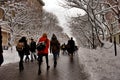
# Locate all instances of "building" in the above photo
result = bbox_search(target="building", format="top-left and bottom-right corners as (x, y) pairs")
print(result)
(1, 25), (10, 47)
(0, 7), (10, 48)
(104, 0), (120, 44)
(0, 0), (45, 47)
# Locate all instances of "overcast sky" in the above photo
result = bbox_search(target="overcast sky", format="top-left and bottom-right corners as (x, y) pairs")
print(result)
(43, 0), (85, 38)
(43, 0), (67, 26)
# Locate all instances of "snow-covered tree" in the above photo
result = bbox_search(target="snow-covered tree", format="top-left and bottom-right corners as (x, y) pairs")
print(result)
(1, 0), (68, 46)
(62, 0), (120, 48)
(101, 0), (120, 34)
(1, 1), (44, 45)
(67, 15), (94, 48)
(1, 1), (32, 45)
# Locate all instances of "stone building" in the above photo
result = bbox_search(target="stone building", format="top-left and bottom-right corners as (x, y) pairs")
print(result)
(1, 25), (10, 48)
(104, 0), (120, 44)
(0, 0), (44, 47)
(0, 7), (10, 48)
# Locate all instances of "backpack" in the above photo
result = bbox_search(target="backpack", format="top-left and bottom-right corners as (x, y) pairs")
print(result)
(61, 44), (65, 49)
(16, 42), (24, 51)
(36, 41), (46, 51)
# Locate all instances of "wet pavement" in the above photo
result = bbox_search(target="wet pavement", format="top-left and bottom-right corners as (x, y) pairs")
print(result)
(0, 53), (89, 80)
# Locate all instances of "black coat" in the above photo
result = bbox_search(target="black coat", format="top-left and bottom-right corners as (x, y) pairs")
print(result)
(66, 39), (75, 53)
(0, 27), (3, 66)
(30, 41), (36, 52)
(24, 44), (30, 55)
(18, 37), (30, 55)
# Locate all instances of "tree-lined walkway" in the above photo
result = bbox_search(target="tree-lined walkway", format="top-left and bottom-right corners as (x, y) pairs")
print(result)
(0, 53), (89, 80)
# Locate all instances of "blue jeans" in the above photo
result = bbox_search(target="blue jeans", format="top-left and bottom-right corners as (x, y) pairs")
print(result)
(53, 52), (59, 66)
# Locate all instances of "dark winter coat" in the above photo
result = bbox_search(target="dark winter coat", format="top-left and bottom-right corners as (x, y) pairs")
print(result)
(66, 39), (75, 53)
(17, 37), (26, 53)
(30, 41), (36, 52)
(17, 37), (30, 55)
(24, 44), (30, 55)
(0, 27), (3, 66)
(50, 35), (60, 53)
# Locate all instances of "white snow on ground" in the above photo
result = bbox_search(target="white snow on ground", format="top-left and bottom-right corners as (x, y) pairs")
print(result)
(2, 41), (120, 80)
(78, 41), (120, 80)
(2, 46), (52, 65)
(2, 46), (19, 65)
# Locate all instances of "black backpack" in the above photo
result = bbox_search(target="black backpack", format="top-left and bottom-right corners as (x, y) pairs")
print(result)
(36, 41), (46, 51)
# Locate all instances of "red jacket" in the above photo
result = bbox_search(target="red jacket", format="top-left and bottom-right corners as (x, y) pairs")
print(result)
(37, 36), (49, 54)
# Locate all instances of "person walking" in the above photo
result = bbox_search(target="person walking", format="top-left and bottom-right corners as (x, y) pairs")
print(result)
(66, 37), (75, 57)
(61, 43), (67, 54)
(37, 33), (50, 75)
(50, 34), (60, 68)
(24, 42), (30, 62)
(16, 37), (26, 72)
(0, 27), (3, 66)
(30, 38), (37, 62)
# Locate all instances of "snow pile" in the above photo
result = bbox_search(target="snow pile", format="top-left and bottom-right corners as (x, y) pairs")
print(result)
(3, 46), (19, 65)
(78, 41), (120, 80)
(2, 46), (52, 66)
(2, 41), (120, 80)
